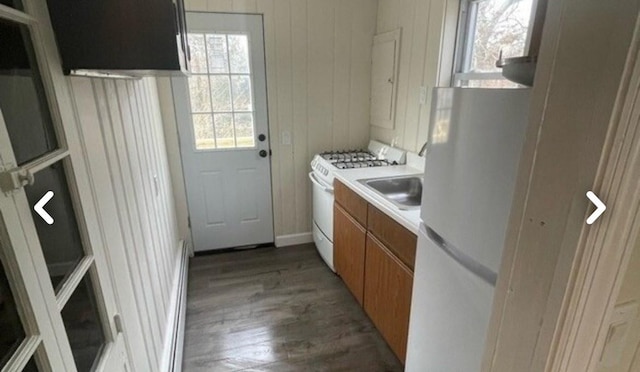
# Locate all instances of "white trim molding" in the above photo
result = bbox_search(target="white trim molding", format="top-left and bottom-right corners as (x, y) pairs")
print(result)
(160, 240), (189, 372)
(275, 232), (313, 248)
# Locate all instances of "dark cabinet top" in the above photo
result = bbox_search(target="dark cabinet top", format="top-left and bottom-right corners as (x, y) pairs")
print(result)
(46, 0), (189, 75)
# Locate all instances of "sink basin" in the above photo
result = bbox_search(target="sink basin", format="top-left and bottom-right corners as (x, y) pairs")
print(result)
(359, 176), (423, 210)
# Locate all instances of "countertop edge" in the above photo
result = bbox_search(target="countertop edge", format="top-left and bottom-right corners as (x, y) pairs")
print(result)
(333, 166), (422, 235)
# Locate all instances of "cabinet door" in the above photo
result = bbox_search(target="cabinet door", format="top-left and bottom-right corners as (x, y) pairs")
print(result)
(334, 204), (366, 305)
(364, 233), (413, 362)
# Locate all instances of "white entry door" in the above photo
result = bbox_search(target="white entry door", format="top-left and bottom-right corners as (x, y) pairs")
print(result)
(173, 13), (274, 252)
(0, 2), (126, 372)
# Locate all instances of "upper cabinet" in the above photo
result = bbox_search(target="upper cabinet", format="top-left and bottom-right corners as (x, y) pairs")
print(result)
(370, 29), (401, 129)
(46, 0), (189, 76)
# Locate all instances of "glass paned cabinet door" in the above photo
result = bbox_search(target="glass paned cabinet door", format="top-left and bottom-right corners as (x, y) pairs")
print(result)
(0, 2), (123, 371)
(0, 255), (28, 367)
(0, 0), (23, 10)
(0, 19), (58, 166)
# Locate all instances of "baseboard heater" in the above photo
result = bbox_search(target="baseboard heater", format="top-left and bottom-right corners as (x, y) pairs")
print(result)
(168, 242), (189, 372)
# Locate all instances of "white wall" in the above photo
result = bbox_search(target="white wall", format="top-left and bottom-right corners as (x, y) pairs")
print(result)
(159, 0), (378, 240)
(371, 0), (458, 152)
(68, 77), (181, 372)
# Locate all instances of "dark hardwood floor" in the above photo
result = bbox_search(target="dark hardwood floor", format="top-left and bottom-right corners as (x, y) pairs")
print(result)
(182, 243), (403, 371)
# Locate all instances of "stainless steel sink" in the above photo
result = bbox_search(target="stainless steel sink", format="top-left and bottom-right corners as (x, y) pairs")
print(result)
(358, 175), (423, 210)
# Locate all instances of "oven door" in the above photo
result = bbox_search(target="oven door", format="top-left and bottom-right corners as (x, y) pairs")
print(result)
(309, 171), (334, 240)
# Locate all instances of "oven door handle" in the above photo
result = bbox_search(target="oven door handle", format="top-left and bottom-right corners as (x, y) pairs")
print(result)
(308, 172), (334, 193)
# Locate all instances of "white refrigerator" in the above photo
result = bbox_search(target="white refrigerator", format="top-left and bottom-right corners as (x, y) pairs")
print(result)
(406, 88), (531, 371)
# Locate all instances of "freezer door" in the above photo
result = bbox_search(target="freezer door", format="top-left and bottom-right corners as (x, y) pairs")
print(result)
(421, 88), (530, 272)
(406, 226), (495, 372)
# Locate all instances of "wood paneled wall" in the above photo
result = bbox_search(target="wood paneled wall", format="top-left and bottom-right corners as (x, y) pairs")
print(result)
(371, 0), (458, 152)
(68, 77), (181, 372)
(159, 0), (378, 240)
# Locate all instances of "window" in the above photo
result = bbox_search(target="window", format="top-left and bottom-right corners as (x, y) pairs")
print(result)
(187, 33), (256, 150)
(453, 0), (535, 88)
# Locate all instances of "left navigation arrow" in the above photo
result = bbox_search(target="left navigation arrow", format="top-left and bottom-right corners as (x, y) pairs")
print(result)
(34, 191), (54, 225)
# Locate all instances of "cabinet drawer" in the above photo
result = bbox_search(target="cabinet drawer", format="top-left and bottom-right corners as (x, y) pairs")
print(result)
(334, 179), (368, 227)
(367, 205), (417, 270)
(334, 204), (366, 305)
(364, 233), (413, 362)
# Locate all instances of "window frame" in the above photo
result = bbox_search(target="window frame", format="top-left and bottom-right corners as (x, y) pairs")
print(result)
(452, 0), (538, 87)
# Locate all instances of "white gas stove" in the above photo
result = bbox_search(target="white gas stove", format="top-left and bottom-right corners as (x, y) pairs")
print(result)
(309, 140), (406, 271)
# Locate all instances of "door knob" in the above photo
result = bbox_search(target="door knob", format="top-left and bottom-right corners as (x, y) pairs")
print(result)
(258, 134), (266, 142)
(259, 150), (268, 158)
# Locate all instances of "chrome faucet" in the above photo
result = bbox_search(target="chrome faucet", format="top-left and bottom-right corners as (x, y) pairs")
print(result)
(418, 141), (428, 157)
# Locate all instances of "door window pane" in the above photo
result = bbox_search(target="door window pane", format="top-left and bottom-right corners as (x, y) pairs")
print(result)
(187, 34), (207, 74)
(228, 35), (250, 73)
(209, 75), (231, 111)
(206, 34), (229, 73)
(24, 162), (85, 293)
(234, 113), (255, 148)
(193, 114), (215, 150)
(61, 273), (105, 372)
(188, 75), (211, 113)
(214, 113), (234, 148)
(0, 19), (58, 165)
(0, 256), (26, 368)
(231, 75), (252, 111)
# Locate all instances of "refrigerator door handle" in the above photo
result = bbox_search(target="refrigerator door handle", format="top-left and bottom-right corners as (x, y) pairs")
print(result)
(425, 226), (498, 287)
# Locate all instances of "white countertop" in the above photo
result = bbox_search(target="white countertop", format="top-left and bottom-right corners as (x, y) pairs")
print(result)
(333, 164), (423, 235)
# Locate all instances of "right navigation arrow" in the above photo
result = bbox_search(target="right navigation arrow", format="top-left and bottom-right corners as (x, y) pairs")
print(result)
(586, 191), (606, 225)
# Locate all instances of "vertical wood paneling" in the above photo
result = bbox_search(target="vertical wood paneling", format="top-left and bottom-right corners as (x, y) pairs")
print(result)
(233, 0), (257, 12)
(173, 0), (377, 238)
(128, 81), (169, 331)
(307, 0), (335, 156)
(372, 0), (455, 153)
(332, 1), (353, 150)
(69, 78), (158, 372)
(68, 76), (181, 371)
(403, 0), (430, 152)
(115, 80), (168, 362)
(208, 0), (232, 12)
(349, 0), (377, 148)
(92, 79), (167, 358)
(274, 0), (296, 234)
(136, 81), (172, 303)
(290, 0), (310, 233)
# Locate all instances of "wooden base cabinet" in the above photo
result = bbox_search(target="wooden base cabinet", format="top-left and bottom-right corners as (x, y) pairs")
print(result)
(364, 233), (414, 362)
(334, 204), (366, 305)
(333, 180), (416, 364)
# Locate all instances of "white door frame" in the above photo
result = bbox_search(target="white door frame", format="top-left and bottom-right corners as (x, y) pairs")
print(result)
(172, 12), (274, 252)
